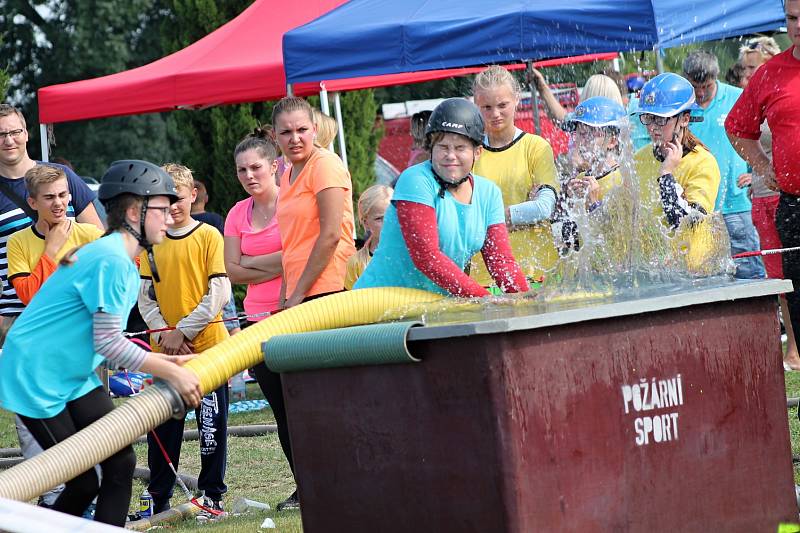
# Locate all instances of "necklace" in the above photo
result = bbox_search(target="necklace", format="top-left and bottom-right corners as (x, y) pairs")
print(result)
(251, 199), (274, 224)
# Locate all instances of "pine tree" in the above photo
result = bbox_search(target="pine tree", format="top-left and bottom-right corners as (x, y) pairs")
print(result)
(162, 0), (256, 215)
(336, 89), (382, 226)
(0, 68), (8, 101)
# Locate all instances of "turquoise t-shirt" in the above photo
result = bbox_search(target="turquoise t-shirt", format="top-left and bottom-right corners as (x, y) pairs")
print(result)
(627, 97), (653, 152)
(688, 81), (751, 215)
(354, 161), (505, 295)
(0, 232), (140, 418)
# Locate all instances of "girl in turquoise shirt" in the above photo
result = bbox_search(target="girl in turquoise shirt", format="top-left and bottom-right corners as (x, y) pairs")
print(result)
(0, 160), (202, 526)
(355, 99), (528, 297)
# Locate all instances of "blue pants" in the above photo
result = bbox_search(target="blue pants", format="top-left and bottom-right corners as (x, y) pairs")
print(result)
(147, 384), (228, 509)
(724, 211), (766, 279)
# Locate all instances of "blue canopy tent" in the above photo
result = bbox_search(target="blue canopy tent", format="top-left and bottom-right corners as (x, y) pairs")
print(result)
(283, 0), (787, 83)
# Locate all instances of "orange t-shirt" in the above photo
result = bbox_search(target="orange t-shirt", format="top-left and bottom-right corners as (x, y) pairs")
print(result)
(277, 149), (356, 298)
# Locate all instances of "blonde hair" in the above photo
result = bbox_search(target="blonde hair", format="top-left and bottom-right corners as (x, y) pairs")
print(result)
(472, 65), (521, 98)
(739, 36), (781, 62)
(161, 163), (194, 191)
(24, 165), (66, 198)
(312, 109), (338, 148)
(353, 184), (393, 275)
(581, 74), (624, 105)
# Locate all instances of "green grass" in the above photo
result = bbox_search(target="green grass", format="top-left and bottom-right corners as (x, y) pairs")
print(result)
(785, 371), (800, 485)
(1, 382), (302, 531)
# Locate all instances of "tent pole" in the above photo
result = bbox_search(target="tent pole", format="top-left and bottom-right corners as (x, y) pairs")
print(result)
(39, 124), (50, 162)
(319, 83), (334, 151)
(526, 61), (541, 136)
(654, 46), (665, 74)
(333, 91), (348, 170)
(287, 83), (294, 96)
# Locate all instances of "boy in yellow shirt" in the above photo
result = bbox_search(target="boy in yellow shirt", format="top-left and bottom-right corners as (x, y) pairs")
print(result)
(138, 164), (230, 517)
(7, 165), (103, 304)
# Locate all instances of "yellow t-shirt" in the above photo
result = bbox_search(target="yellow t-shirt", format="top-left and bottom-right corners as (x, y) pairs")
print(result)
(7, 221), (103, 278)
(140, 222), (228, 353)
(471, 132), (559, 283)
(596, 169), (623, 201)
(634, 145), (721, 274)
(570, 168), (623, 204)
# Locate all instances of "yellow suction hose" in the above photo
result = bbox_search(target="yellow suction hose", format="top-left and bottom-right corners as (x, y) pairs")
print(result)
(0, 288), (442, 502)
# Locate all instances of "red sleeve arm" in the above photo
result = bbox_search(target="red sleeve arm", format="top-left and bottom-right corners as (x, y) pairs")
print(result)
(481, 223), (529, 293)
(724, 77), (764, 140)
(10, 254), (57, 305)
(396, 200), (489, 298)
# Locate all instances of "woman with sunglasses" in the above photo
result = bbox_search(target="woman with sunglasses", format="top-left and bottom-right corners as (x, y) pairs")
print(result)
(632, 73), (721, 274)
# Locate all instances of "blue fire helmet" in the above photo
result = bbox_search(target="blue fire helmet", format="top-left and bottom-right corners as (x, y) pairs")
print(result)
(633, 73), (699, 117)
(565, 97), (627, 129)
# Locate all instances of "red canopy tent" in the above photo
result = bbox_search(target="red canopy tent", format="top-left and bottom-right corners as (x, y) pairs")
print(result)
(37, 0), (347, 124)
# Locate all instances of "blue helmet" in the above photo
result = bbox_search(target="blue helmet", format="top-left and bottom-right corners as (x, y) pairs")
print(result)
(634, 72), (698, 117)
(566, 97), (627, 129)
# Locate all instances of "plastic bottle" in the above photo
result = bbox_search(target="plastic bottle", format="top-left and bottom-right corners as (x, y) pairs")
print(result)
(230, 371), (246, 402)
(139, 488), (153, 517)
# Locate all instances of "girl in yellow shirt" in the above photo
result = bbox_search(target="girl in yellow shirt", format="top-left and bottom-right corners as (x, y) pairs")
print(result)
(631, 73), (723, 275)
(552, 97), (628, 255)
(471, 65), (559, 283)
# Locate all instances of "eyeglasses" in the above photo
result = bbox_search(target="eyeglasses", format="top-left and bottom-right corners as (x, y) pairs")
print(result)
(148, 206), (171, 218)
(0, 129), (24, 142)
(639, 114), (672, 127)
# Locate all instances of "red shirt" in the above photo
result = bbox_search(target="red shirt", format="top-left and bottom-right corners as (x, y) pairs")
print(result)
(725, 47), (800, 195)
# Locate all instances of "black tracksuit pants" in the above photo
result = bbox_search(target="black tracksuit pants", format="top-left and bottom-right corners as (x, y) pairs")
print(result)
(20, 387), (136, 526)
(147, 383), (228, 510)
(776, 192), (800, 340)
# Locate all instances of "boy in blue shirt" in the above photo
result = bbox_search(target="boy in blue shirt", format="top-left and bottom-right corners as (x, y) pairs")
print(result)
(683, 51), (765, 279)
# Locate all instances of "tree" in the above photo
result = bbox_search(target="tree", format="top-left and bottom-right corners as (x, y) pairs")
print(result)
(161, 0), (257, 214)
(336, 90), (382, 205)
(0, 0), (185, 176)
(0, 67), (8, 102)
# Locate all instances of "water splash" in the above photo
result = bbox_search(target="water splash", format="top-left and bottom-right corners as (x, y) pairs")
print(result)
(542, 122), (734, 302)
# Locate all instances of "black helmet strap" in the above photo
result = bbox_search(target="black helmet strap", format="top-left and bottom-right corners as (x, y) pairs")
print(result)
(122, 196), (162, 282)
(429, 144), (477, 198)
(431, 167), (472, 199)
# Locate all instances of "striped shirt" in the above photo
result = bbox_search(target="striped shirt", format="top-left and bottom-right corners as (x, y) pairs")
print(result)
(0, 162), (95, 316)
